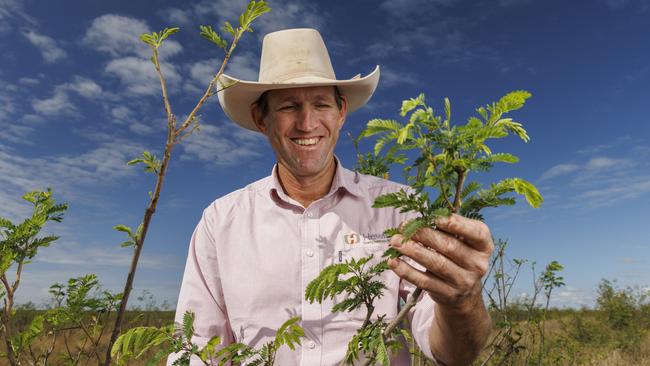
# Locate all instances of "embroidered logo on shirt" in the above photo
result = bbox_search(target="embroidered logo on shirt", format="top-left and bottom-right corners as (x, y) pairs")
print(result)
(343, 231), (389, 245)
(344, 231), (360, 245)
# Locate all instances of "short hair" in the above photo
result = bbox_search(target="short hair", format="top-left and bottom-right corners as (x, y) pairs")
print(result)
(253, 86), (344, 118)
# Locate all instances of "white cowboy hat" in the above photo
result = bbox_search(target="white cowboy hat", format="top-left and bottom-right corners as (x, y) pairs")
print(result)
(217, 28), (380, 132)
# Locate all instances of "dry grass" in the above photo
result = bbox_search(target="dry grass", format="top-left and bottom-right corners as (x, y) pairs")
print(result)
(3, 310), (650, 365)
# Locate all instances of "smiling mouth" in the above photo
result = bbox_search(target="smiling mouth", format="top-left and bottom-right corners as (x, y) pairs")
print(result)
(291, 137), (321, 146)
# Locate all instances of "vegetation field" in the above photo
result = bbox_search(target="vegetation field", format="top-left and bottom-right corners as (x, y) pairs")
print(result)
(3, 281), (650, 366)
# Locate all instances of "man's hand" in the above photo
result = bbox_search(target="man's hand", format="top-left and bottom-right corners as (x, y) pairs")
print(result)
(388, 214), (494, 365)
(388, 214), (493, 310)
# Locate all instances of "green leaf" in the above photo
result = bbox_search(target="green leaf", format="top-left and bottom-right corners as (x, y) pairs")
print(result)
(400, 93), (425, 117)
(200, 25), (228, 50)
(113, 224), (133, 236)
(199, 335), (222, 361)
(140, 27), (179, 49)
(401, 218), (427, 240)
(182, 311), (195, 341)
(222, 21), (235, 36)
(273, 316), (304, 351)
(239, 0), (271, 32)
(509, 178), (544, 208)
(359, 119), (402, 139)
(444, 97), (451, 124)
(496, 90), (531, 114)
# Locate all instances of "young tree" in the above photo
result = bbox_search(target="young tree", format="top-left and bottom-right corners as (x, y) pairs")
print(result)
(308, 91), (543, 365)
(104, 2), (270, 364)
(0, 189), (67, 366)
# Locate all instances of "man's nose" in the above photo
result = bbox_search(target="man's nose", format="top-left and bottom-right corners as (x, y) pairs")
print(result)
(295, 106), (318, 131)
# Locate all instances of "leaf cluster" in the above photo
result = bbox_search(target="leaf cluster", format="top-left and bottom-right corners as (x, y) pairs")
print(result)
(358, 91), (542, 240)
(306, 256), (388, 317)
(0, 189), (67, 271)
(343, 316), (405, 365)
(112, 311), (303, 366)
(140, 27), (179, 50)
(113, 223), (144, 248)
(9, 273), (122, 364)
(128, 151), (162, 174)
(199, 0), (270, 51)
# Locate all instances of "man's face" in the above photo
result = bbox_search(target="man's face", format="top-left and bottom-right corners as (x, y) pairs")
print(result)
(252, 86), (347, 179)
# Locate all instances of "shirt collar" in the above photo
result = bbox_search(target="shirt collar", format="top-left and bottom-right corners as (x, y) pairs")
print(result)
(268, 156), (364, 204)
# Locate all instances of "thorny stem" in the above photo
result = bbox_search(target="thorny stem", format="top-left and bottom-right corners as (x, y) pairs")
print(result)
(452, 168), (467, 214)
(426, 153), (454, 211)
(103, 28), (247, 366)
(2, 267), (20, 365)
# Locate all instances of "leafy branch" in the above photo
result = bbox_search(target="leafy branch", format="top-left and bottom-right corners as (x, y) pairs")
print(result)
(112, 311), (303, 366)
(104, 2), (270, 365)
(0, 189), (67, 366)
(308, 91), (543, 364)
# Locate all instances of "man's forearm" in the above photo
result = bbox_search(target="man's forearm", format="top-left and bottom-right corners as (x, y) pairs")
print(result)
(428, 287), (491, 366)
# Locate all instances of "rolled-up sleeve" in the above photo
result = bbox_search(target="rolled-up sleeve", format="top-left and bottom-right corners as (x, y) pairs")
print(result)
(167, 211), (234, 365)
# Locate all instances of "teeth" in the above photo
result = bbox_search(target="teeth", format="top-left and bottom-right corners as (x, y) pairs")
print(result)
(292, 137), (319, 146)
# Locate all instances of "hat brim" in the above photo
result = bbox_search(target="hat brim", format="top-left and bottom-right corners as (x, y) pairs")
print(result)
(217, 66), (380, 132)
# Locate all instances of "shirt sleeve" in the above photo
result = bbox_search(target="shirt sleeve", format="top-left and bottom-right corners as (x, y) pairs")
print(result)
(167, 210), (235, 365)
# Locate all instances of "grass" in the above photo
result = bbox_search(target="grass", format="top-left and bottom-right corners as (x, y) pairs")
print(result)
(3, 307), (650, 365)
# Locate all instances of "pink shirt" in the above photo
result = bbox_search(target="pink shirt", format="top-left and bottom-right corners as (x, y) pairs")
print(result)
(169, 160), (436, 365)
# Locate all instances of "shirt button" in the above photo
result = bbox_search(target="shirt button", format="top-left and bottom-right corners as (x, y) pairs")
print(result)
(307, 341), (316, 349)
(306, 212), (313, 218)
(306, 249), (314, 257)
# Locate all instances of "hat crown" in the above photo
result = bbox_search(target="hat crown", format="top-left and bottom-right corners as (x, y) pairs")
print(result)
(258, 28), (336, 83)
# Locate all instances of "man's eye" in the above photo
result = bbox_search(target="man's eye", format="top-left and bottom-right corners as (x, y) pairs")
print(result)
(317, 104), (332, 109)
(278, 105), (295, 111)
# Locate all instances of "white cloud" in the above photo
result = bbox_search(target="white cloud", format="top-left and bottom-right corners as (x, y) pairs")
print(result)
(105, 56), (181, 96)
(549, 287), (595, 308)
(129, 121), (155, 135)
(32, 90), (76, 116)
(0, 140), (142, 211)
(163, 0), (324, 39)
(188, 53), (258, 89)
(82, 14), (182, 59)
(30, 76), (105, 117)
(35, 242), (167, 269)
(0, 124), (34, 144)
(180, 122), (266, 166)
(539, 163), (580, 181)
(19, 77), (40, 86)
(22, 30), (67, 63)
(575, 176), (650, 207)
(62, 76), (103, 98)
(160, 7), (192, 26)
(379, 0), (457, 17)
(0, 0), (37, 34)
(379, 67), (418, 88)
(225, 52), (259, 80)
(543, 141), (650, 209)
(584, 156), (633, 171)
(111, 106), (132, 120)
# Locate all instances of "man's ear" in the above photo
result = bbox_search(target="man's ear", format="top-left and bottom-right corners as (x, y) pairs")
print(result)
(338, 95), (348, 128)
(251, 104), (267, 134)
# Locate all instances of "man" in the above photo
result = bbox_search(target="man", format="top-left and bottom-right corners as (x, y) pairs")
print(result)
(170, 28), (493, 365)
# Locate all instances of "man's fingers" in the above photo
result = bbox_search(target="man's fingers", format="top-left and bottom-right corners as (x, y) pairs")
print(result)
(411, 227), (489, 274)
(433, 214), (493, 252)
(388, 257), (455, 296)
(390, 235), (475, 289)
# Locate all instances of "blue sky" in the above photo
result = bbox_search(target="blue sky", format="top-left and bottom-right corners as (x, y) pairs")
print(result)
(1, 0), (649, 309)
